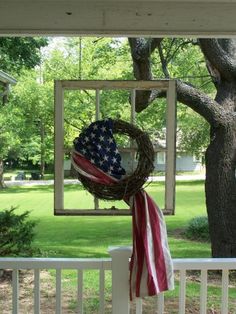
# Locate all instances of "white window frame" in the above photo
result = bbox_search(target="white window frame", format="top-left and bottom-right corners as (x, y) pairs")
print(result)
(54, 80), (176, 215)
(157, 151), (166, 165)
(193, 154), (202, 163)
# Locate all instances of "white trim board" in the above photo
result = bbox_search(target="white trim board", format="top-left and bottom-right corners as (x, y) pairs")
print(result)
(1, 1), (236, 36)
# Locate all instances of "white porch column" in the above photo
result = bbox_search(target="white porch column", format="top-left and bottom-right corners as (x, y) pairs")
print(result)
(109, 246), (132, 314)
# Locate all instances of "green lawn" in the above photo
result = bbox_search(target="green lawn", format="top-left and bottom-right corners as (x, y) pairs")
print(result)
(0, 180), (210, 258)
(2, 181), (235, 313)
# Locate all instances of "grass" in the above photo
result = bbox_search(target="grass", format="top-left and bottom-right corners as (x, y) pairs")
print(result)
(2, 181), (236, 312)
(0, 180), (210, 258)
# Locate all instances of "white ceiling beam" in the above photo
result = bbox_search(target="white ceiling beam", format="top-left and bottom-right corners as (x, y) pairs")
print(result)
(1, 1), (236, 37)
(4, 0), (236, 3)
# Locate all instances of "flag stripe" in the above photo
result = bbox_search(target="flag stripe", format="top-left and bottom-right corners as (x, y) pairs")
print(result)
(143, 191), (159, 295)
(72, 120), (174, 301)
(136, 191), (157, 296)
(128, 190), (173, 299)
(146, 193), (168, 292)
(72, 151), (117, 185)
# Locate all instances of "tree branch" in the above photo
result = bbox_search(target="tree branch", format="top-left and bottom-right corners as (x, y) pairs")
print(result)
(128, 38), (162, 61)
(166, 39), (193, 64)
(64, 118), (84, 130)
(176, 80), (225, 127)
(148, 38), (163, 55)
(199, 39), (236, 81)
(128, 38), (163, 111)
(128, 38), (226, 126)
(157, 42), (170, 78)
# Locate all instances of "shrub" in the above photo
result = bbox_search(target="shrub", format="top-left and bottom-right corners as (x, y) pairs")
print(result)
(185, 216), (210, 242)
(0, 207), (38, 256)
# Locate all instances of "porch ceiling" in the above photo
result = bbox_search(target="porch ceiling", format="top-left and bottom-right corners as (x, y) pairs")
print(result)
(0, 0), (236, 36)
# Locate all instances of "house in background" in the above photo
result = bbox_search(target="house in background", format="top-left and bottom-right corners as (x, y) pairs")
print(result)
(120, 136), (204, 174)
(154, 138), (204, 172)
(0, 70), (17, 104)
(120, 150), (203, 174)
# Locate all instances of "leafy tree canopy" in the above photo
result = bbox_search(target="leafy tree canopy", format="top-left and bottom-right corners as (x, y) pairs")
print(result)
(5, 37), (211, 168)
(0, 37), (48, 186)
(0, 37), (48, 74)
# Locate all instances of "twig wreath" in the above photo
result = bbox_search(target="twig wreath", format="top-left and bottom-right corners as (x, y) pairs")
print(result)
(72, 119), (155, 200)
(71, 118), (174, 299)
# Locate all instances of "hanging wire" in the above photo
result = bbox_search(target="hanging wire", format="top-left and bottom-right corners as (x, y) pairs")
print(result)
(79, 37), (82, 80)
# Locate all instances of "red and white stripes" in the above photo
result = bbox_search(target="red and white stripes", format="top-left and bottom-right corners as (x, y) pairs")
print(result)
(71, 151), (174, 300)
(129, 190), (174, 299)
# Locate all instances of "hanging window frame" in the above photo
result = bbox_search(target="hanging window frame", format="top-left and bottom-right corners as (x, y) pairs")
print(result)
(54, 80), (176, 216)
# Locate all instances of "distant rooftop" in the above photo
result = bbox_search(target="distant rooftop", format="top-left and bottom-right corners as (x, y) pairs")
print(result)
(0, 70), (17, 104)
(0, 70), (17, 85)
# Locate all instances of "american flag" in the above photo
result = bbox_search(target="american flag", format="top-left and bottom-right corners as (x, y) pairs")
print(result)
(73, 119), (126, 180)
(72, 119), (174, 300)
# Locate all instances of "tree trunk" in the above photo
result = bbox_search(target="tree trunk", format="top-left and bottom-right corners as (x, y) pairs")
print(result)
(205, 116), (236, 257)
(0, 159), (6, 189)
(128, 37), (236, 257)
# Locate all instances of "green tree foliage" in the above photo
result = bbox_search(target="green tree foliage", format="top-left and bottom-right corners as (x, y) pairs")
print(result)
(41, 38), (175, 150)
(0, 98), (28, 186)
(5, 37), (210, 171)
(42, 38), (134, 151)
(11, 70), (54, 167)
(185, 216), (210, 242)
(150, 39), (213, 154)
(0, 37), (48, 186)
(4, 38), (133, 167)
(0, 37), (48, 74)
(177, 104), (210, 155)
(0, 207), (38, 256)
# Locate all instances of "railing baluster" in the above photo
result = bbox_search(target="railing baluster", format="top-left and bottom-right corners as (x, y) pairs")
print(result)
(34, 269), (40, 314)
(99, 269), (105, 314)
(200, 269), (207, 314)
(179, 269), (186, 314)
(221, 269), (229, 314)
(12, 269), (19, 314)
(157, 292), (164, 314)
(56, 269), (62, 314)
(136, 297), (142, 314)
(78, 269), (83, 314)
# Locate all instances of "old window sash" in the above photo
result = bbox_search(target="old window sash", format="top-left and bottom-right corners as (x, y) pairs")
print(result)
(54, 80), (176, 216)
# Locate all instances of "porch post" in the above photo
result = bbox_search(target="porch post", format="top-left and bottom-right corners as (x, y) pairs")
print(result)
(109, 246), (132, 314)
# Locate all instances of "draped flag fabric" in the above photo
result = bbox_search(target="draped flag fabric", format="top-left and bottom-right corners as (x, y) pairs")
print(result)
(73, 119), (125, 180)
(71, 119), (174, 299)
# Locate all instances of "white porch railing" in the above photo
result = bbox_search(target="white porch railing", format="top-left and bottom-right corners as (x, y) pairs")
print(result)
(0, 247), (235, 314)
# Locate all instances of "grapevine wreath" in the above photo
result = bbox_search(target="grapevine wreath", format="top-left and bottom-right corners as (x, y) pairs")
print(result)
(72, 119), (155, 200)
(71, 118), (174, 299)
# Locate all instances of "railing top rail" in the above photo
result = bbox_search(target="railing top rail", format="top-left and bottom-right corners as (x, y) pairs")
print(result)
(173, 258), (236, 270)
(0, 257), (111, 270)
(0, 257), (236, 270)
